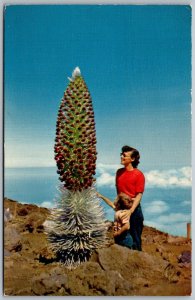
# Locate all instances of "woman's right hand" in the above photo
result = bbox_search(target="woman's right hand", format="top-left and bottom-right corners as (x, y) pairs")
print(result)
(119, 209), (132, 221)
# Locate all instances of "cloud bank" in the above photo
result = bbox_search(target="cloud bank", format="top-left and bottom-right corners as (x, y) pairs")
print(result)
(145, 167), (191, 188)
(144, 200), (169, 214)
(142, 198), (191, 237)
(96, 164), (191, 189)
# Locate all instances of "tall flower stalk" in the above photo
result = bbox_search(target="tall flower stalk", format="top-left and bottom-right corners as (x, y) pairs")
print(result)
(54, 67), (97, 191)
(45, 67), (107, 267)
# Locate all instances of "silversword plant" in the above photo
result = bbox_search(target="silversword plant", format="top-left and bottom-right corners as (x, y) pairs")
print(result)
(45, 68), (107, 267)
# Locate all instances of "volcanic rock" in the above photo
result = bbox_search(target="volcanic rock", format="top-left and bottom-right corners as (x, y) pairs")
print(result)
(3, 198), (192, 296)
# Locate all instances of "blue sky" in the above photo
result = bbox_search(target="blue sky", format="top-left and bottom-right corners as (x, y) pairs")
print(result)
(4, 5), (191, 171)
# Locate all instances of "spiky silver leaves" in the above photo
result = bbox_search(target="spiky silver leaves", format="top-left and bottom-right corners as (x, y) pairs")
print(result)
(45, 187), (107, 268)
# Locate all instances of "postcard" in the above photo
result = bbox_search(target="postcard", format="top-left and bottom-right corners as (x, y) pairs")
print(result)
(3, 4), (192, 296)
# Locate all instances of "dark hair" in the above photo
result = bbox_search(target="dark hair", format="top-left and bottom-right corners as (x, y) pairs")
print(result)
(115, 195), (132, 210)
(121, 145), (140, 168)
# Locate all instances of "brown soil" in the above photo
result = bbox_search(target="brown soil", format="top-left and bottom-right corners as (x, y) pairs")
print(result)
(4, 198), (191, 296)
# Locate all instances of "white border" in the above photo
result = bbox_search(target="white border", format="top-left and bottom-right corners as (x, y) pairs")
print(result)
(0, 0), (192, 4)
(1, 1), (193, 299)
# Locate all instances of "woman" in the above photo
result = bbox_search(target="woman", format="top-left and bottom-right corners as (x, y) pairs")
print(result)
(115, 145), (145, 251)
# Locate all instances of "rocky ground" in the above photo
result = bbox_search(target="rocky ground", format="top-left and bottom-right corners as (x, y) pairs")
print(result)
(4, 198), (191, 296)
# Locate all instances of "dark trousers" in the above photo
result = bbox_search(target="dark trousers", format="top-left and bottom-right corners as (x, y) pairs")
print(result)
(129, 205), (144, 251)
(114, 231), (133, 249)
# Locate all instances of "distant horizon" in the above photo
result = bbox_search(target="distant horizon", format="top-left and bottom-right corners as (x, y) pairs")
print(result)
(5, 164), (192, 189)
(4, 166), (191, 237)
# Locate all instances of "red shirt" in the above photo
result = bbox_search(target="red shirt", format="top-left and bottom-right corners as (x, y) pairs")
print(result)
(116, 168), (145, 198)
